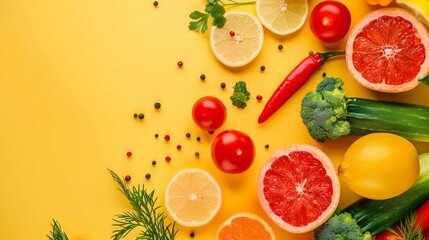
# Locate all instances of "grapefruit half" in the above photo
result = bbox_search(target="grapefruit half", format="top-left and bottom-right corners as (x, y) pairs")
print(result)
(345, 8), (429, 92)
(257, 144), (340, 233)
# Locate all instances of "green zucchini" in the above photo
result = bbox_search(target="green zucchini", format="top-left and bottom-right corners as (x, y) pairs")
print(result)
(342, 153), (429, 236)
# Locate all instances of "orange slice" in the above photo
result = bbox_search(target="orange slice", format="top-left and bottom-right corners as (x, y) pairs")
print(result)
(216, 213), (276, 240)
(210, 12), (264, 68)
(164, 169), (222, 227)
(256, 0), (308, 36)
(257, 144), (340, 233)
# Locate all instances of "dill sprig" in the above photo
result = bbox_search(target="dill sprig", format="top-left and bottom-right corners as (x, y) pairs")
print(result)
(47, 219), (69, 240)
(109, 169), (178, 240)
(388, 212), (424, 240)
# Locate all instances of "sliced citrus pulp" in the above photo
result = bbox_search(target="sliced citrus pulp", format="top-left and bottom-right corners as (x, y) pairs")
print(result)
(396, 0), (429, 28)
(164, 168), (222, 227)
(216, 213), (276, 240)
(257, 144), (340, 233)
(210, 12), (264, 68)
(256, 0), (308, 36)
(345, 8), (429, 92)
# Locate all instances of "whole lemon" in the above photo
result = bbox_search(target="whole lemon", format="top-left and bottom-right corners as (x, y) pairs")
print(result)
(338, 133), (419, 200)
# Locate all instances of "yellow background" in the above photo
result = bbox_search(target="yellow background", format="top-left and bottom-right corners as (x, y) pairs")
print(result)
(1, 0), (428, 239)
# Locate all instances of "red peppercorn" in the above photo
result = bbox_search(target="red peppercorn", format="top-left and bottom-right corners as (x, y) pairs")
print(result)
(256, 95), (263, 101)
(126, 151), (132, 157)
(229, 31), (235, 37)
(164, 134), (170, 141)
(125, 175), (131, 182)
(165, 156), (171, 162)
(176, 145), (182, 150)
(177, 61), (183, 68)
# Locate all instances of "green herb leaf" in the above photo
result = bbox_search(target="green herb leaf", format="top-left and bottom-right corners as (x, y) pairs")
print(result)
(388, 212), (424, 240)
(420, 73), (429, 86)
(230, 81), (251, 109)
(47, 219), (69, 240)
(109, 169), (178, 240)
(188, 0), (256, 34)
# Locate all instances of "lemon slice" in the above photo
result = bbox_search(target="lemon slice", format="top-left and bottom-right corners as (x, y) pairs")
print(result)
(396, 0), (429, 28)
(256, 0), (309, 36)
(164, 168), (222, 227)
(210, 12), (264, 68)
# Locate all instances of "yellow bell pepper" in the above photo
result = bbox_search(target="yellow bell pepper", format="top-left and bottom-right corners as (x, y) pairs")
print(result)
(365, 0), (394, 6)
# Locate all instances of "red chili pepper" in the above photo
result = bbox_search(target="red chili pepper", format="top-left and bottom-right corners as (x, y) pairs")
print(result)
(375, 199), (429, 240)
(257, 51), (344, 124)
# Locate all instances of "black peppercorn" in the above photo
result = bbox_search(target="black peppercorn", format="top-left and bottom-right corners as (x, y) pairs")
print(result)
(220, 82), (226, 89)
(145, 174), (151, 180)
(153, 1), (158, 6)
(154, 102), (161, 109)
(200, 74), (206, 81)
(138, 113), (144, 120)
(278, 44), (283, 50)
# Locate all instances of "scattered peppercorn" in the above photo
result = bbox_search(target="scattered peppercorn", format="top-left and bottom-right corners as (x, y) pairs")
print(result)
(165, 156), (171, 162)
(154, 133), (159, 138)
(186, 132), (191, 138)
(154, 102), (161, 109)
(138, 113), (144, 120)
(164, 134), (170, 141)
(200, 74), (206, 81)
(278, 44), (283, 50)
(152, 160), (157, 166)
(190, 232), (195, 238)
(220, 82), (226, 89)
(153, 1), (158, 6)
(196, 137), (201, 142)
(177, 61), (183, 68)
(265, 144), (270, 149)
(176, 145), (182, 150)
(133, 113), (138, 118)
(322, 72), (327, 77)
(126, 151), (132, 157)
(145, 174), (151, 180)
(194, 152), (200, 158)
(260, 65), (266, 71)
(208, 130), (214, 135)
(256, 95), (263, 101)
(125, 175), (131, 182)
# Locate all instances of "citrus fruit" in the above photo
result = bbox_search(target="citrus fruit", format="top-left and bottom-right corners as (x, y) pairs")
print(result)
(345, 8), (429, 93)
(164, 168), (222, 227)
(257, 144), (340, 233)
(216, 213), (276, 240)
(210, 12), (264, 68)
(396, 0), (429, 28)
(256, 0), (308, 36)
(338, 133), (419, 200)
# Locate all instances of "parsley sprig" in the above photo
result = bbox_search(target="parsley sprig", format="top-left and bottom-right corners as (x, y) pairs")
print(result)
(109, 169), (178, 240)
(47, 219), (69, 240)
(188, 0), (255, 33)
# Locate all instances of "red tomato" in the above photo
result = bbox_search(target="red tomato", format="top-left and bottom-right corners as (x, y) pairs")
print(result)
(309, 1), (351, 43)
(192, 96), (227, 131)
(211, 130), (255, 174)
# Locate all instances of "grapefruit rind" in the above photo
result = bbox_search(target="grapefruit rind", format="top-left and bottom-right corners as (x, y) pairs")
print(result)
(210, 12), (264, 68)
(345, 8), (429, 93)
(257, 144), (340, 233)
(216, 213), (276, 240)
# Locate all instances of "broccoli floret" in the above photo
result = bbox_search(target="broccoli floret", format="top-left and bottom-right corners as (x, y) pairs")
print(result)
(230, 81), (250, 109)
(314, 211), (372, 240)
(300, 77), (350, 142)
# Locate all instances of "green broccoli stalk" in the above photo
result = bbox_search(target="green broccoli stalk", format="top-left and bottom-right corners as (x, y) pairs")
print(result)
(314, 210), (372, 240)
(230, 81), (250, 109)
(300, 77), (429, 142)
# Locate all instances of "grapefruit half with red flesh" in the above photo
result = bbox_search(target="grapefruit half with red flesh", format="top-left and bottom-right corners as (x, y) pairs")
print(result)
(346, 8), (429, 93)
(257, 144), (340, 233)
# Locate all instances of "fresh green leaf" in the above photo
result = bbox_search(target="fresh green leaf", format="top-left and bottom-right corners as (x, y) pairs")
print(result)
(208, 0), (217, 4)
(47, 219), (69, 240)
(188, 20), (204, 31)
(213, 15), (226, 28)
(109, 169), (178, 240)
(230, 81), (251, 109)
(201, 19), (209, 33)
(205, 3), (215, 13)
(420, 73), (429, 86)
(210, 4), (225, 18)
(387, 212), (424, 240)
(189, 10), (206, 19)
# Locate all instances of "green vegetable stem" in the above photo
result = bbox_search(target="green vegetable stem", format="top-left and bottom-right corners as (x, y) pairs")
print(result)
(188, 0), (255, 33)
(300, 77), (429, 142)
(47, 219), (69, 240)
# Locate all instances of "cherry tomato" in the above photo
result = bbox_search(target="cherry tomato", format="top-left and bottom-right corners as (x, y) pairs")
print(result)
(309, 1), (351, 43)
(211, 130), (255, 174)
(192, 96), (227, 131)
